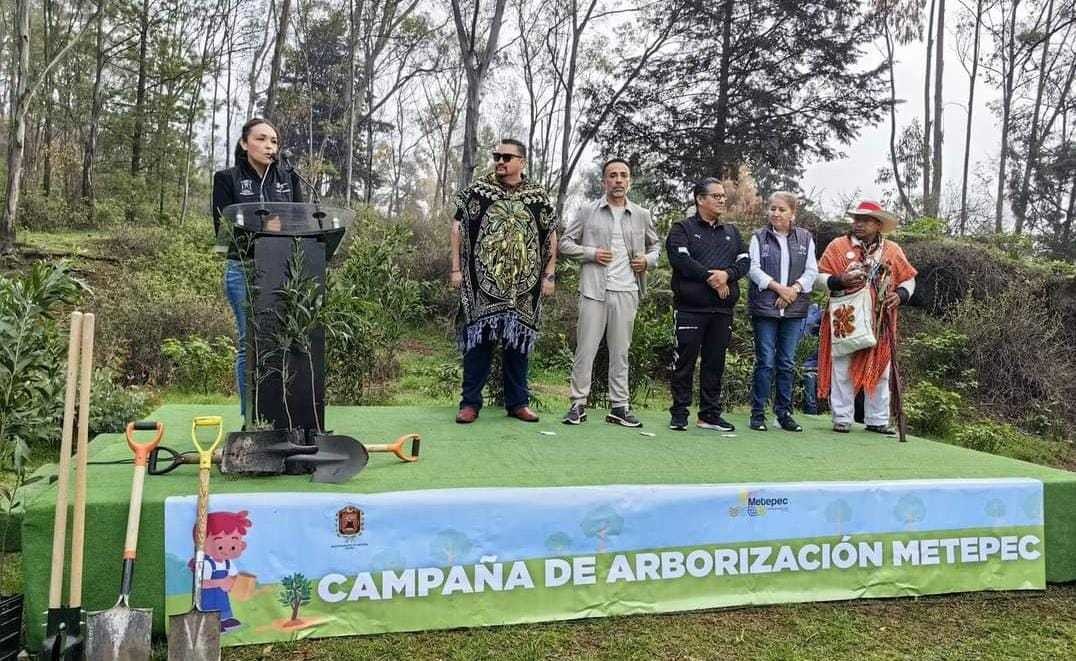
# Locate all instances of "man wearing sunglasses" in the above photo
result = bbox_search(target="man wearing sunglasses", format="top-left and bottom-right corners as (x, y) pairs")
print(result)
(450, 139), (558, 424)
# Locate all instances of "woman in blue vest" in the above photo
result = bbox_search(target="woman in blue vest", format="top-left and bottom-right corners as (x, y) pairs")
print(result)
(212, 118), (304, 416)
(747, 192), (818, 432)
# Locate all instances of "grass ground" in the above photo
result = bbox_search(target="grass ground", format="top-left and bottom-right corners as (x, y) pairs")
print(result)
(11, 228), (1076, 660)
(211, 586), (1076, 660)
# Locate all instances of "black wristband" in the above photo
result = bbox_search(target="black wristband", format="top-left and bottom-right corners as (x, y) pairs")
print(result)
(827, 275), (843, 290)
(897, 287), (911, 305)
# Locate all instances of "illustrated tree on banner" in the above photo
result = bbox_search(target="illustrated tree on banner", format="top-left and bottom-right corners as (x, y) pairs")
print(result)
(545, 532), (572, 556)
(431, 529), (475, 565)
(894, 495), (927, 529)
(825, 499), (853, 536)
(985, 498), (1007, 525)
(581, 506), (624, 553)
(278, 573), (313, 624)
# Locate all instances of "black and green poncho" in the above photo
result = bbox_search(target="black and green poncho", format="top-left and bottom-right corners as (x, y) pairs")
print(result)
(454, 173), (557, 353)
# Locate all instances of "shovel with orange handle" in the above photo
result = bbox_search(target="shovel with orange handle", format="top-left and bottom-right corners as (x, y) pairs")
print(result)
(365, 433), (421, 462)
(84, 421), (164, 660)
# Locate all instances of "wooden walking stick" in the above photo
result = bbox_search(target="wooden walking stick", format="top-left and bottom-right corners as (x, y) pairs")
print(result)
(889, 314), (908, 443)
(873, 265), (907, 442)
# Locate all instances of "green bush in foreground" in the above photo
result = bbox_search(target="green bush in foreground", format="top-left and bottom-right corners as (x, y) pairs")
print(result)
(904, 382), (962, 437)
(952, 420), (1066, 467)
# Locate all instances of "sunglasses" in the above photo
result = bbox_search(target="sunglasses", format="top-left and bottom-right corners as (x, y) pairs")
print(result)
(491, 152), (522, 163)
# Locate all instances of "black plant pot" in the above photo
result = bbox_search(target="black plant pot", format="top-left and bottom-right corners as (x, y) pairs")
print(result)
(0, 593), (23, 661)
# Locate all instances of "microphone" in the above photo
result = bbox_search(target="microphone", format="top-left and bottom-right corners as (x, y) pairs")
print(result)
(274, 148), (296, 173)
(273, 148), (321, 206)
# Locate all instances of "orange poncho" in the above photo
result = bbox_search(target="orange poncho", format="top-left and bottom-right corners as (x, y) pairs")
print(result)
(817, 235), (917, 398)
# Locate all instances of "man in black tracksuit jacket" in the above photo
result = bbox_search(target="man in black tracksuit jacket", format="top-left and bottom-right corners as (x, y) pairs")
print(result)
(666, 178), (750, 432)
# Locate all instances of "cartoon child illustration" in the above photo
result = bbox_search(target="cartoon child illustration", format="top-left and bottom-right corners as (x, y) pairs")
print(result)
(192, 510), (252, 632)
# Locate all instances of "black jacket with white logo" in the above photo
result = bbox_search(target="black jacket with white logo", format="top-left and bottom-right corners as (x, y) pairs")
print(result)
(212, 158), (304, 260)
(666, 214), (750, 314)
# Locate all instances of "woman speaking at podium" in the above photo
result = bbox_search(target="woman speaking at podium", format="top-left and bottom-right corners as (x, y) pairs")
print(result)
(212, 117), (304, 415)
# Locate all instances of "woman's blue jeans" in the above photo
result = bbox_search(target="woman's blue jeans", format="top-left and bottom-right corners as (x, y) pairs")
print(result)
(224, 260), (248, 415)
(751, 315), (805, 421)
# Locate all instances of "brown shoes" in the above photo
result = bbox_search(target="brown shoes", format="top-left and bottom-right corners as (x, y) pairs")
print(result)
(455, 406), (479, 424)
(508, 406), (540, 422)
(457, 405), (539, 423)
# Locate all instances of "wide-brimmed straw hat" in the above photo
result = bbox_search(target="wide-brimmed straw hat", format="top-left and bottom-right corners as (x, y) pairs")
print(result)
(846, 199), (899, 233)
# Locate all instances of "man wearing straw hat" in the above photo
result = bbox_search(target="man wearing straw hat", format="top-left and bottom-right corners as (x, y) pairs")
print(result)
(817, 199), (917, 434)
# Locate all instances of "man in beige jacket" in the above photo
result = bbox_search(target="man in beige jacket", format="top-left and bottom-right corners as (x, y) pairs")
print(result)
(559, 159), (661, 427)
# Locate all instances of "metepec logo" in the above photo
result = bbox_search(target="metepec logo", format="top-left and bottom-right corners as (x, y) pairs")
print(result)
(728, 489), (792, 518)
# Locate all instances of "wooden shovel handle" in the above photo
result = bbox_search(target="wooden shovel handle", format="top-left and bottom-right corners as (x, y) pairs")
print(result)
(47, 311), (82, 609)
(69, 312), (94, 608)
(192, 463), (211, 609)
(364, 433), (421, 462)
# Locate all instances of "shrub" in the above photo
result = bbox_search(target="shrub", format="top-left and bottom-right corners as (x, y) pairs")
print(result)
(418, 361), (462, 400)
(903, 239), (1018, 313)
(903, 382), (962, 437)
(161, 336), (236, 394)
(952, 421), (1065, 467)
(17, 191), (80, 231)
(0, 261), (86, 466)
(88, 368), (153, 436)
(901, 328), (975, 391)
(949, 286), (1076, 431)
(93, 218), (232, 384)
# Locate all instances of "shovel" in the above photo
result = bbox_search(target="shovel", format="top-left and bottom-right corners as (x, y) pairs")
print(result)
(365, 433), (421, 462)
(219, 431), (316, 476)
(167, 417), (224, 661)
(285, 434), (369, 483)
(85, 421), (163, 660)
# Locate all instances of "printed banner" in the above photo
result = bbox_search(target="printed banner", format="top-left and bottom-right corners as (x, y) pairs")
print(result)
(163, 479), (1045, 646)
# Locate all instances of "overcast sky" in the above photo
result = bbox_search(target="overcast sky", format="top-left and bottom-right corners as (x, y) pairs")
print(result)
(800, 34), (998, 214)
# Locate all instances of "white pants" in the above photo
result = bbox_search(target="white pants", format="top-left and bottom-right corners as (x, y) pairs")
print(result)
(830, 355), (890, 426)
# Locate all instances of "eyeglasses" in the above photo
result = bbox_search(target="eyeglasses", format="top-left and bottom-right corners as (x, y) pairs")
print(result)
(491, 152), (522, 163)
(700, 193), (726, 200)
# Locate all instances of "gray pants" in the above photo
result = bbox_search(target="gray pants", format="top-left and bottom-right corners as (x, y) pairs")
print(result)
(569, 291), (639, 407)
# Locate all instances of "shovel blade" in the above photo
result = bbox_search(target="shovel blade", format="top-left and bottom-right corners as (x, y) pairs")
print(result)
(167, 610), (221, 661)
(285, 434), (368, 484)
(84, 606), (152, 661)
(221, 430), (312, 475)
(42, 607), (84, 661)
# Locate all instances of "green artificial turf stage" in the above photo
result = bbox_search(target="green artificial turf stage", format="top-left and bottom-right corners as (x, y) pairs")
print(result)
(21, 404), (1076, 645)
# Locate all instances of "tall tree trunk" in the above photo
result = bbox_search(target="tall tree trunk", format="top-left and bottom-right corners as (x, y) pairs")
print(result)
(928, 0), (945, 218)
(959, 0), (983, 235)
(345, 0), (356, 207)
(82, 3), (106, 223)
(1062, 169), (1076, 256)
(246, 0), (275, 118)
(451, 0), (509, 189)
(263, 0), (293, 120)
(364, 54), (375, 204)
(714, 0), (735, 175)
(884, 16), (917, 219)
(994, 1), (1020, 233)
(922, 0), (936, 213)
(0, 0), (31, 254)
(131, 0), (150, 176)
(181, 17), (219, 224)
(41, 0), (53, 197)
(1013, 0), (1054, 235)
(225, 7), (235, 168)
